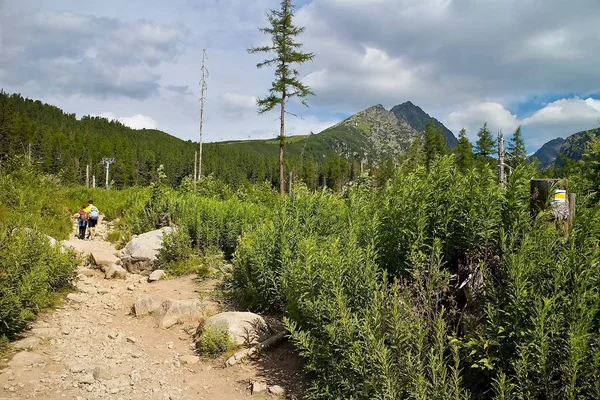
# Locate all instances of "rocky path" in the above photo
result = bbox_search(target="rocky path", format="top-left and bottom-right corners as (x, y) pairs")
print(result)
(0, 220), (301, 399)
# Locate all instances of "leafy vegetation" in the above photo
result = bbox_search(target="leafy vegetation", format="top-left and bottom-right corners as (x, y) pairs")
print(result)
(230, 153), (600, 399)
(195, 322), (235, 358)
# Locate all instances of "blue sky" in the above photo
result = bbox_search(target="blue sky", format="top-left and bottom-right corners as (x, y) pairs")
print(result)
(1, 0), (599, 152)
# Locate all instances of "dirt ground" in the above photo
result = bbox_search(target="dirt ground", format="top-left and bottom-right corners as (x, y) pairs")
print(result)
(0, 218), (303, 399)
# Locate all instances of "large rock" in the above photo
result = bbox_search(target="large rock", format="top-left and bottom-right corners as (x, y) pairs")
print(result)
(155, 299), (210, 329)
(9, 351), (47, 367)
(203, 312), (268, 346)
(133, 294), (164, 317)
(104, 264), (127, 280)
(92, 251), (120, 268)
(119, 227), (175, 275)
(148, 269), (166, 282)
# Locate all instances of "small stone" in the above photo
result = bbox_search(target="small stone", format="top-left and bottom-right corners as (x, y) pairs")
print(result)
(126, 336), (137, 343)
(167, 342), (174, 349)
(252, 381), (267, 394)
(105, 264), (127, 280)
(70, 364), (86, 373)
(62, 327), (71, 335)
(110, 387), (120, 394)
(108, 332), (119, 339)
(79, 373), (95, 384)
(93, 366), (111, 381)
(133, 294), (164, 317)
(148, 270), (166, 282)
(127, 285), (135, 291)
(179, 355), (199, 365)
(268, 385), (285, 395)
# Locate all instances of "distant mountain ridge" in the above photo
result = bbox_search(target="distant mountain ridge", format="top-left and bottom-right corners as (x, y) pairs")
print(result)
(531, 127), (600, 168)
(215, 101), (459, 163)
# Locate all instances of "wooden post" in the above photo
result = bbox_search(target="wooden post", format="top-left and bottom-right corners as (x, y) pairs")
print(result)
(86, 164), (90, 188)
(288, 171), (293, 194)
(568, 193), (577, 226)
(92, 175), (96, 188)
(360, 159), (364, 176)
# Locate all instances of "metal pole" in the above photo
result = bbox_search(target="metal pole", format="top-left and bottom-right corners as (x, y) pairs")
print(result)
(105, 162), (110, 189)
(86, 164), (90, 188)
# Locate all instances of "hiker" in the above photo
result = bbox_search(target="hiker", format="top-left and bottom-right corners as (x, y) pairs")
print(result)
(77, 204), (88, 240)
(85, 200), (100, 240)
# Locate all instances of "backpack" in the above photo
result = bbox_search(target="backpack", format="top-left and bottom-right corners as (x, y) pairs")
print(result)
(89, 206), (99, 220)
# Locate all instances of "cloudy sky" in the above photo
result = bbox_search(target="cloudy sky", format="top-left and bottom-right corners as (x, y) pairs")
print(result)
(1, 0), (599, 151)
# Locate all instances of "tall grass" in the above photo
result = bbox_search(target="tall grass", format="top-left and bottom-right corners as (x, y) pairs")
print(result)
(232, 155), (600, 399)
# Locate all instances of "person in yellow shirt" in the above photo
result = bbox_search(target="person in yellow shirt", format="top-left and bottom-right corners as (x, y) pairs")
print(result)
(84, 200), (100, 240)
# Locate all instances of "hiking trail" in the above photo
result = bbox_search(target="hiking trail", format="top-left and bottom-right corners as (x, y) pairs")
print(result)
(0, 217), (301, 399)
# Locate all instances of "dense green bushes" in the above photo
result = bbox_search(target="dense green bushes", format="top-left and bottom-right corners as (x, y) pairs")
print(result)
(0, 227), (78, 339)
(232, 155), (600, 399)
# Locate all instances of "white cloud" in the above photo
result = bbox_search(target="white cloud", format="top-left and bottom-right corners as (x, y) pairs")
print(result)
(96, 112), (158, 130)
(445, 103), (520, 140)
(443, 97), (600, 150)
(2, 0), (600, 149)
(220, 93), (258, 110)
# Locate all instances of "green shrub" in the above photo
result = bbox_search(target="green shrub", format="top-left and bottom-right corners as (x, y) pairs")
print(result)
(232, 155), (600, 399)
(195, 322), (234, 358)
(0, 226), (78, 339)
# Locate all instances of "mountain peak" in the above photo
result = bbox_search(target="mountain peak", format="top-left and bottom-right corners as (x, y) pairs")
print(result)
(364, 104), (386, 112)
(391, 101), (458, 148)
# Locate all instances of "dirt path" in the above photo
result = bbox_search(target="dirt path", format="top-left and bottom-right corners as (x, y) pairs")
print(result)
(0, 219), (301, 399)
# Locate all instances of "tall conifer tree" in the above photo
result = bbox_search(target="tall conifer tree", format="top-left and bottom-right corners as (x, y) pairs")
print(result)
(475, 123), (496, 157)
(455, 128), (473, 171)
(508, 125), (527, 165)
(248, 0), (315, 194)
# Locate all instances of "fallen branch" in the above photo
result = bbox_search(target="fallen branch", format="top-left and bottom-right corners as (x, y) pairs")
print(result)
(225, 330), (288, 367)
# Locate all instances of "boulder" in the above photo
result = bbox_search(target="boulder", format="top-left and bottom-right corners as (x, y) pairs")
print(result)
(148, 269), (166, 282)
(13, 337), (41, 350)
(155, 299), (210, 329)
(91, 251), (120, 268)
(9, 351), (47, 367)
(104, 264), (127, 280)
(133, 294), (164, 317)
(119, 227), (175, 275)
(203, 312), (268, 346)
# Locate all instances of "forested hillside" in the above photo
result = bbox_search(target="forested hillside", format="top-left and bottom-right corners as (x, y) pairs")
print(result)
(0, 92), (461, 191)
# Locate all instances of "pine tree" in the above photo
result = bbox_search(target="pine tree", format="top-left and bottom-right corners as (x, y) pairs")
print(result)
(508, 125), (527, 166)
(424, 119), (446, 167)
(455, 128), (473, 171)
(475, 123), (496, 157)
(248, 0), (315, 194)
